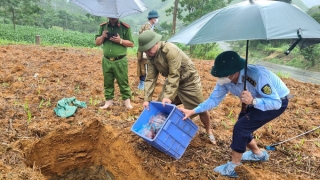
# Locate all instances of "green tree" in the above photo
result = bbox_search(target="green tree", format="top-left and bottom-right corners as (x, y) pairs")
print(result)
(179, 0), (226, 25)
(312, 11), (320, 23)
(162, 0), (179, 35)
(160, 21), (172, 32)
(300, 46), (317, 67)
(307, 5), (320, 15)
(1, 0), (41, 30)
(162, 0), (228, 33)
(165, 0), (227, 58)
(56, 10), (73, 30)
(37, 0), (53, 27)
(172, 0), (179, 35)
(300, 10), (320, 67)
(159, 21), (172, 39)
(1, 0), (20, 29)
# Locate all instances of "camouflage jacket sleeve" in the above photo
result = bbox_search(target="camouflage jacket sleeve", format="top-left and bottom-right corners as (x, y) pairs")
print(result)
(139, 22), (151, 34)
(162, 43), (181, 100)
(144, 61), (159, 102)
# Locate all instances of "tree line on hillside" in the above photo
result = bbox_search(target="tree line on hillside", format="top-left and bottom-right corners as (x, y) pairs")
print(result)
(0, 0), (104, 33)
(301, 6), (320, 67)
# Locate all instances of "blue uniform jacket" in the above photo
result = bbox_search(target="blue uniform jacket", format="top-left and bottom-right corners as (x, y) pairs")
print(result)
(194, 65), (290, 113)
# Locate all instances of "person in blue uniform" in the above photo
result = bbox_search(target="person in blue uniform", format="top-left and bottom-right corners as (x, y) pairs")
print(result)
(179, 51), (290, 178)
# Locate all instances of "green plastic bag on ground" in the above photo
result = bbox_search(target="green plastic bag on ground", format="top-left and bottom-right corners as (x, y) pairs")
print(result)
(54, 97), (87, 118)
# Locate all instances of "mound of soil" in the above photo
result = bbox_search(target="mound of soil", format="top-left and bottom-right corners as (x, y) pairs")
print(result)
(0, 45), (319, 180)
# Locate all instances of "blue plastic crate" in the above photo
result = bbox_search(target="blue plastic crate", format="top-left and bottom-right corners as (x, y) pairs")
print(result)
(131, 101), (198, 159)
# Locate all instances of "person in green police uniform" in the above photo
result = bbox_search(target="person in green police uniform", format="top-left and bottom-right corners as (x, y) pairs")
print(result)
(138, 30), (215, 144)
(95, 17), (134, 109)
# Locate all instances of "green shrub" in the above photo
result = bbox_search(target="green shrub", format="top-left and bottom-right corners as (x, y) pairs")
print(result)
(0, 23), (96, 47)
(275, 71), (290, 78)
(191, 43), (221, 60)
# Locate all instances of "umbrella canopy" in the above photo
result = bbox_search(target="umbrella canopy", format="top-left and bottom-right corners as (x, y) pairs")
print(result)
(168, 0), (320, 45)
(70, 0), (147, 18)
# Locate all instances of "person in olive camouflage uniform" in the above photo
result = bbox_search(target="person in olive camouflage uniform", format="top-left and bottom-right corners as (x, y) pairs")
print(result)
(136, 10), (159, 90)
(138, 30), (215, 144)
(95, 17), (134, 109)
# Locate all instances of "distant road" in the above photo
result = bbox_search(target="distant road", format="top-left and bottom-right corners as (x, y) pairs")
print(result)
(217, 42), (320, 85)
(256, 61), (320, 85)
(217, 41), (232, 51)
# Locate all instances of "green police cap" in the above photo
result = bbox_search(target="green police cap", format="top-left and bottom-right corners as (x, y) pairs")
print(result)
(211, 51), (245, 77)
(138, 30), (162, 52)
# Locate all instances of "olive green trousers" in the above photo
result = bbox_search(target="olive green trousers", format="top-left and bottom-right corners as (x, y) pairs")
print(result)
(102, 57), (131, 100)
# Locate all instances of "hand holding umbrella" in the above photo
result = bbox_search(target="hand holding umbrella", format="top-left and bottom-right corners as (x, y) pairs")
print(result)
(240, 90), (254, 105)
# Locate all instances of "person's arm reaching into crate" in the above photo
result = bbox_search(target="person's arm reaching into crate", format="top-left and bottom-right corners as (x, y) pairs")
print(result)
(138, 30), (215, 145)
(180, 51), (290, 178)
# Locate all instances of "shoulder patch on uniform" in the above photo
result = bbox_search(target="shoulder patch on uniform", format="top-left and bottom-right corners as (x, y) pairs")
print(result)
(120, 22), (130, 28)
(261, 84), (272, 95)
(161, 42), (172, 53)
(100, 22), (108, 26)
(242, 76), (257, 87)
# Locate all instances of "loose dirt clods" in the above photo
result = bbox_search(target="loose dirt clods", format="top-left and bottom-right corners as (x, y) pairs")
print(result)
(0, 45), (319, 180)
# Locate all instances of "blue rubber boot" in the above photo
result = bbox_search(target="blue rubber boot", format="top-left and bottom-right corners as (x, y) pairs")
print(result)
(241, 150), (269, 162)
(138, 80), (145, 90)
(214, 162), (239, 178)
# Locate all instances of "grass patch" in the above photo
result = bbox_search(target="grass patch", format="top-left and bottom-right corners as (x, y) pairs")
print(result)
(0, 39), (30, 45)
(285, 58), (311, 69)
(275, 71), (290, 78)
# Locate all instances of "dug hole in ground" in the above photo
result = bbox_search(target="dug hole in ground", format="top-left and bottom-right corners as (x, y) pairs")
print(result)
(0, 45), (319, 180)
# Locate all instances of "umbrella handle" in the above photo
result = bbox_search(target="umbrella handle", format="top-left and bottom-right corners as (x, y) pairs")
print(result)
(241, 40), (249, 113)
(285, 38), (302, 55)
(285, 29), (302, 55)
(241, 103), (247, 113)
